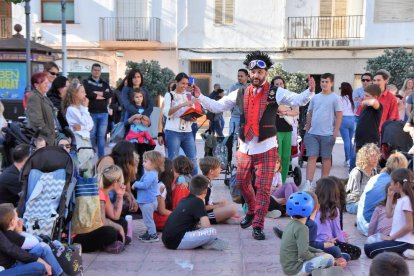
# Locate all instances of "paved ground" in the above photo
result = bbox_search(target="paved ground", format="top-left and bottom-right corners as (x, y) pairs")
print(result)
(83, 125), (414, 275)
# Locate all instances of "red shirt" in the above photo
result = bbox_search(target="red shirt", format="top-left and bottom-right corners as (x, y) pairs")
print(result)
(378, 89), (400, 131)
(244, 89), (262, 137)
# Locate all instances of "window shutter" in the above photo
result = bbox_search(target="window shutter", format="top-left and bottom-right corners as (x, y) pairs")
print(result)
(215, 0), (223, 24)
(224, 0), (234, 24)
(374, 0), (414, 22)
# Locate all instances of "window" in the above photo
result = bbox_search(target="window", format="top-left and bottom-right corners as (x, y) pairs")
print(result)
(215, 0), (234, 25)
(41, 0), (74, 23)
(374, 0), (414, 22)
(190, 61), (212, 74)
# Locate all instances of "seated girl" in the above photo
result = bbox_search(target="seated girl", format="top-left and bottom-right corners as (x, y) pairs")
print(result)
(368, 183), (397, 237)
(171, 156), (193, 209)
(154, 159), (174, 231)
(346, 143), (379, 214)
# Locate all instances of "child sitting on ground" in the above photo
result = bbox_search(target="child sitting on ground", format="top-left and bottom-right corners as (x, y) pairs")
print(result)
(315, 178), (361, 261)
(132, 151), (164, 243)
(162, 175), (228, 250)
(99, 165), (130, 246)
(369, 252), (409, 276)
(269, 156), (298, 218)
(199, 156), (238, 224)
(367, 183), (396, 237)
(0, 203), (61, 275)
(171, 156), (193, 209)
(153, 159), (174, 231)
(280, 192), (339, 276)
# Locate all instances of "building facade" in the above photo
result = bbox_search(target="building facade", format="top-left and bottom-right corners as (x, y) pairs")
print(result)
(3, 0), (414, 93)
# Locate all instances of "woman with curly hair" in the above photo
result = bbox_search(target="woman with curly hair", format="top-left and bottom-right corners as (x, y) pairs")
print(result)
(97, 140), (139, 213)
(345, 143), (380, 214)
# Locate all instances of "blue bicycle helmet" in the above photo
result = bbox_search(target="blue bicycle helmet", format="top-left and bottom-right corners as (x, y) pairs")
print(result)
(286, 192), (314, 218)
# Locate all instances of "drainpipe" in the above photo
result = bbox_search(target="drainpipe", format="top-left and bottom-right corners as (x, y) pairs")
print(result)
(25, 0), (31, 93)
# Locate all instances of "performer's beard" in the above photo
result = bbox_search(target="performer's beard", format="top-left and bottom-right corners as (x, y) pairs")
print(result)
(252, 78), (266, 87)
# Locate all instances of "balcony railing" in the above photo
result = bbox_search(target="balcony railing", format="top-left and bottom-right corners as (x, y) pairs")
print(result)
(0, 17), (12, 39)
(287, 15), (364, 40)
(99, 17), (160, 42)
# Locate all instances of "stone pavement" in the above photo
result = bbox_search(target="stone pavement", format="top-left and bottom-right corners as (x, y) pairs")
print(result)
(83, 135), (414, 276)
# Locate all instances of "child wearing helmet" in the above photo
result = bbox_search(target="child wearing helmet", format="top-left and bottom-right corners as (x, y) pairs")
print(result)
(280, 192), (341, 276)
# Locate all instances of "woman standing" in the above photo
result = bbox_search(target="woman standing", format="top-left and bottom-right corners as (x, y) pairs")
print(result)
(163, 72), (198, 175)
(401, 78), (414, 119)
(121, 69), (153, 121)
(26, 72), (56, 146)
(339, 82), (355, 167)
(272, 76), (299, 183)
(47, 76), (69, 130)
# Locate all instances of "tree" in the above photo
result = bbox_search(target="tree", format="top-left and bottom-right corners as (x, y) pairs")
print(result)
(366, 48), (414, 89)
(125, 60), (175, 99)
(267, 64), (308, 92)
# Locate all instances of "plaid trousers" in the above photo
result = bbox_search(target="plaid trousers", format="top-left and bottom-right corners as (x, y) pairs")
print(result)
(236, 147), (277, 229)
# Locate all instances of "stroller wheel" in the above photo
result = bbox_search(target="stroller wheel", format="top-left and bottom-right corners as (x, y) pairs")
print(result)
(293, 166), (302, 186)
(298, 157), (304, 168)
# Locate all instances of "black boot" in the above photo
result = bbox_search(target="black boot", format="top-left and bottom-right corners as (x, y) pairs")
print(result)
(252, 227), (265, 240)
(240, 214), (254, 229)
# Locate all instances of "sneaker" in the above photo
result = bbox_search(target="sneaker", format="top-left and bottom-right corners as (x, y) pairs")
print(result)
(141, 233), (159, 243)
(403, 249), (414, 259)
(272, 226), (283, 239)
(104, 241), (125, 254)
(299, 180), (311, 191)
(335, 257), (348, 268)
(138, 231), (149, 240)
(340, 252), (351, 262)
(266, 210), (282, 219)
(312, 266), (344, 276)
(202, 238), (229, 251)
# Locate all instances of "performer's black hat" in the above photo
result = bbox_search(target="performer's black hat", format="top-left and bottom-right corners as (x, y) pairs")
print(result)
(243, 51), (273, 70)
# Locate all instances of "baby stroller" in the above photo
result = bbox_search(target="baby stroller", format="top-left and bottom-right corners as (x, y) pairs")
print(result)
(202, 127), (235, 185)
(287, 136), (302, 186)
(380, 120), (413, 167)
(17, 146), (76, 241)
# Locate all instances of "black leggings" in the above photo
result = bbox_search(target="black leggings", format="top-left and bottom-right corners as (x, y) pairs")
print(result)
(268, 196), (286, 215)
(73, 226), (118, 253)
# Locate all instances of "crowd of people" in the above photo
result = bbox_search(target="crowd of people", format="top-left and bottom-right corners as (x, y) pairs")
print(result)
(0, 51), (413, 275)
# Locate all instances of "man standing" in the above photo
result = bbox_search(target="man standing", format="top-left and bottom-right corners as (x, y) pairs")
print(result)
(83, 63), (113, 157)
(373, 69), (400, 131)
(353, 73), (373, 118)
(302, 73), (343, 191)
(228, 69), (249, 140)
(0, 144), (30, 206)
(193, 51), (315, 240)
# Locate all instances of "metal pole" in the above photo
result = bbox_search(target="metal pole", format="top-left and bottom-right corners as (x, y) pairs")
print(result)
(61, 0), (67, 77)
(25, 0), (31, 92)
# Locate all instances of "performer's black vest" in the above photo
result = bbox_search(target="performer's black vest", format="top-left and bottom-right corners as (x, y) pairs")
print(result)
(237, 86), (279, 142)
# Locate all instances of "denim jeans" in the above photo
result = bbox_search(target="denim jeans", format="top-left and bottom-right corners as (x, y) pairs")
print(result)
(29, 242), (63, 276)
(90, 112), (108, 157)
(139, 200), (158, 235)
(0, 262), (46, 276)
(229, 115), (240, 143)
(339, 115), (355, 162)
(165, 130), (198, 175)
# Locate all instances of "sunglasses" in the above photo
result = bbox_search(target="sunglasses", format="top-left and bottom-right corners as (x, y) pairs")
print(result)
(48, 71), (59, 76)
(248, 60), (267, 70)
(58, 144), (71, 149)
(361, 79), (371, 82)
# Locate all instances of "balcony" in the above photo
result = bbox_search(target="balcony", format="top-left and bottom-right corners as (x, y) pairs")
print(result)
(287, 15), (364, 48)
(99, 17), (161, 49)
(0, 17), (12, 39)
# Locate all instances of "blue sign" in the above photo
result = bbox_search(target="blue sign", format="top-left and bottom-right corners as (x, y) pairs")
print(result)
(0, 62), (26, 100)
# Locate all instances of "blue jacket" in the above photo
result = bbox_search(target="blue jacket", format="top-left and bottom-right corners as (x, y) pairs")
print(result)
(132, 170), (158, 204)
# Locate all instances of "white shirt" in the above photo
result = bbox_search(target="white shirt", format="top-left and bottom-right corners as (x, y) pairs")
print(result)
(341, 95), (355, 116)
(66, 105), (94, 139)
(391, 195), (414, 244)
(197, 85), (314, 155)
(163, 91), (193, 132)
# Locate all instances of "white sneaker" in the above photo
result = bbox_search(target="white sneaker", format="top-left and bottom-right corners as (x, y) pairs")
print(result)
(403, 249), (414, 259)
(266, 210), (282, 219)
(299, 180), (312, 192)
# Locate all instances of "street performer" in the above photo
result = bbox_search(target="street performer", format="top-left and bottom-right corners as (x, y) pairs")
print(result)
(192, 51), (315, 240)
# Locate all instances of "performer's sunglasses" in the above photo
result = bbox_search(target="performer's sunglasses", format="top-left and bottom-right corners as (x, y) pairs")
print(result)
(248, 60), (267, 70)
